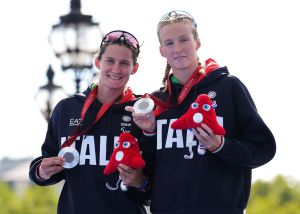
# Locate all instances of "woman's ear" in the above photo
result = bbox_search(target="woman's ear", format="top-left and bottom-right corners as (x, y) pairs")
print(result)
(196, 38), (201, 50)
(95, 58), (100, 69)
(159, 46), (166, 58)
(131, 63), (139, 75)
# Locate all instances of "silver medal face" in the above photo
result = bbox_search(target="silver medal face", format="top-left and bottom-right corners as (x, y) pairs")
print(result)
(133, 98), (154, 114)
(58, 147), (80, 169)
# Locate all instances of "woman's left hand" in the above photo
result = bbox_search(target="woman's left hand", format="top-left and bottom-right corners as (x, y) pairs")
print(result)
(192, 123), (223, 152)
(117, 163), (146, 188)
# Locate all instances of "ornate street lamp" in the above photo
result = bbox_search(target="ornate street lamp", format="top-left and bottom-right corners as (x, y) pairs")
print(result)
(36, 65), (67, 122)
(49, 0), (103, 93)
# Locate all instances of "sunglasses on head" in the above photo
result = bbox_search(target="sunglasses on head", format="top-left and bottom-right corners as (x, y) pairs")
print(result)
(159, 10), (197, 28)
(101, 30), (140, 53)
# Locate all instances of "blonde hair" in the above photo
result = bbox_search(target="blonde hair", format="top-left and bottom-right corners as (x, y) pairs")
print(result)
(157, 11), (199, 43)
(157, 11), (201, 89)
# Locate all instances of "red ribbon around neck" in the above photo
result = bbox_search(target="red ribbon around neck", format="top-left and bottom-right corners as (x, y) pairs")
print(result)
(61, 85), (136, 148)
(147, 58), (220, 116)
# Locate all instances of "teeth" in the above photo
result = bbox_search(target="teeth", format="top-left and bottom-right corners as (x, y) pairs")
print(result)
(108, 74), (121, 80)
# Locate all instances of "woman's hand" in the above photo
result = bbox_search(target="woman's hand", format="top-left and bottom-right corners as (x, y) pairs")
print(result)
(125, 106), (156, 133)
(38, 157), (64, 179)
(117, 163), (147, 189)
(192, 123), (223, 152)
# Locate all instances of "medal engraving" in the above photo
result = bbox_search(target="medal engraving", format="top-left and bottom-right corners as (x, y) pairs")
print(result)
(58, 147), (80, 169)
(133, 98), (154, 114)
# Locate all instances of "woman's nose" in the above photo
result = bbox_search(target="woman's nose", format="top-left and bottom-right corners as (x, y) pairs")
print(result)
(174, 42), (183, 52)
(111, 63), (121, 72)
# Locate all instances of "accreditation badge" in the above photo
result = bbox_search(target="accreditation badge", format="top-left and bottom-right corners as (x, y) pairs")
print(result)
(58, 147), (80, 169)
(133, 98), (154, 114)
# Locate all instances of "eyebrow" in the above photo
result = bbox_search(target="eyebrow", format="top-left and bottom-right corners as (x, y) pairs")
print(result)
(163, 34), (190, 42)
(120, 59), (131, 63)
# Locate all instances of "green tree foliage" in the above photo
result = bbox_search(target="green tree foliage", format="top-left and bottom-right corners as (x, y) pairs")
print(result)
(0, 182), (21, 214)
(247, 175), (300, 214)
(20, 185), (58, 214)
(0, 183), (58, 214)
(2, 176), (300, 214)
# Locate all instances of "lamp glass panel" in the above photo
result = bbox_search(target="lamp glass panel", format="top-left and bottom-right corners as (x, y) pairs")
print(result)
(78, 52), (93, 66)
(60, 53), (73, 68)
(64, 24), (78, 50)
(49, 27), (66, 54)
(78, 24), (102, 52)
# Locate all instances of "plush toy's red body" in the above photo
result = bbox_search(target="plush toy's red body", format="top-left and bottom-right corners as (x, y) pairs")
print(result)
(103, 132), (145, 175)
(171, 94), (226, 135)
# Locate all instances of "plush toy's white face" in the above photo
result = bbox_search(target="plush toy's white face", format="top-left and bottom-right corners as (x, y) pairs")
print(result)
(114, 140), (132, 161)
(171, 94), (214, 129)
(103, 132), (145, 176)
(190, 99), (212, 124)
(171, 94), (225, 135)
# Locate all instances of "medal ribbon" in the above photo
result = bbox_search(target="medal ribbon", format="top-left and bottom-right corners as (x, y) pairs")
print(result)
(61, 85), (135, 148)
(147, 58), (219, 116)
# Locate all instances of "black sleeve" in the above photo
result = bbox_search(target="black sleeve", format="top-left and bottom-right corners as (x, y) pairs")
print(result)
(214, 78), (276, 170)
(29, 157), (64, 186)
(29, 101), (65, 186)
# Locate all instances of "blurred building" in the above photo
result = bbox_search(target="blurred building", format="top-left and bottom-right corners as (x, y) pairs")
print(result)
(0, 158), (33, 194)
(0, 157), (64, 195)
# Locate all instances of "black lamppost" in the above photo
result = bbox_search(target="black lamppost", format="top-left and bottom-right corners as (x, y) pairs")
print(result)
(48, 0), (103, 93)
(36, 65), (66, 122)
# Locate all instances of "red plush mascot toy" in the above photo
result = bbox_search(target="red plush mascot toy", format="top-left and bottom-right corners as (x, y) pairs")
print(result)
(103, 132), (145, 175)
(171, 94), (226, 135)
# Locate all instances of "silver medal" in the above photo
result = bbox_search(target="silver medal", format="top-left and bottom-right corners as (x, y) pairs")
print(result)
(58, 147), (80, 169)
(133, 98), (154, 114)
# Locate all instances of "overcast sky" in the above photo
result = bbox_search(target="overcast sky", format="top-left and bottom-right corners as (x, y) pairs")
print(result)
(0, 0), (299, 182)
